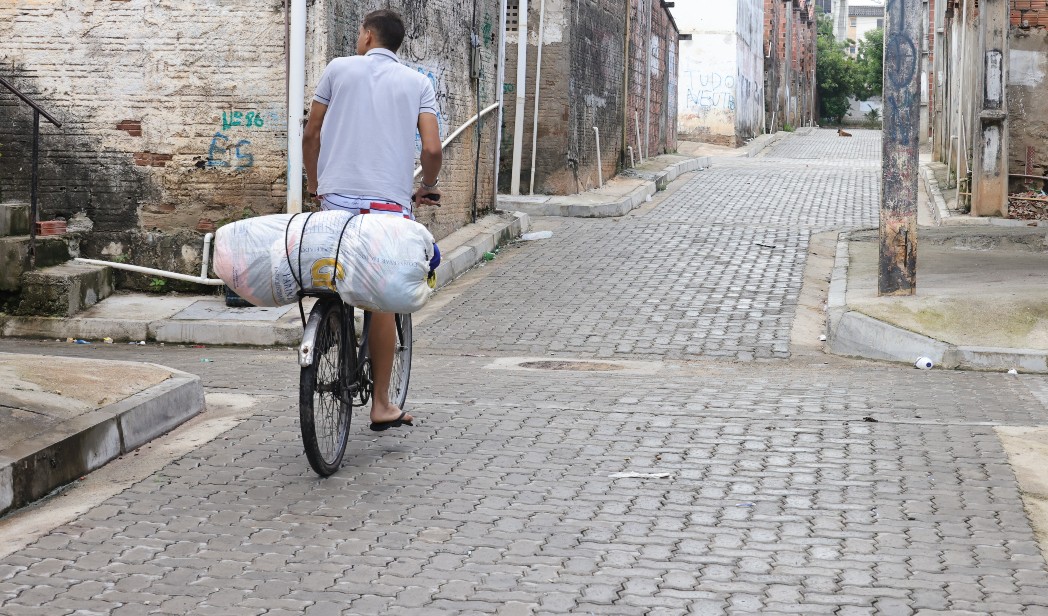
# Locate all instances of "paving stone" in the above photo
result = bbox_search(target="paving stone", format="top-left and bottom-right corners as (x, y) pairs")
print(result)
(2, 130), (1048, 614)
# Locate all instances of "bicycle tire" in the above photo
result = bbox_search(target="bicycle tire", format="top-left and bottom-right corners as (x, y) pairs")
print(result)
(362, 312), (413, 410)
(300, 298), (353, 476)
(389, 313), (413, 410)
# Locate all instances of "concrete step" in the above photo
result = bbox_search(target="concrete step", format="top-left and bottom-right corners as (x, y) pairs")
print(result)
(0, 235), (70, 292)
(16, 262), (114, 317)
(0, 202), (29, 238)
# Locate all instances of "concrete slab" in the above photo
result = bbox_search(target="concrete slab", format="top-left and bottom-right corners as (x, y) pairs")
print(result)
(172, 299), (295, 322)
(0, 352), (203, 515)
(827, 225), (1048, 372)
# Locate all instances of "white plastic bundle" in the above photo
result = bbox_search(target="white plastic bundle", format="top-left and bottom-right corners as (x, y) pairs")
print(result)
(213, 211), (435, 313)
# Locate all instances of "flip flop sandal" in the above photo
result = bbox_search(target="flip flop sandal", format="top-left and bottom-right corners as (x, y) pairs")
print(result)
(369, 411), (414, 432)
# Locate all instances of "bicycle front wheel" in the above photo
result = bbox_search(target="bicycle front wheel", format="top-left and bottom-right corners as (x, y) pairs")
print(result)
(388, 313), (413, 410)
(300, 299), (352, 476)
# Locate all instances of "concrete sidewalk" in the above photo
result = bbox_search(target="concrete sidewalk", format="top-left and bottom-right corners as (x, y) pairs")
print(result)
(827, 182), (1048, 372)
(0, 353), (203, 516)
(0, 211), (529, 347)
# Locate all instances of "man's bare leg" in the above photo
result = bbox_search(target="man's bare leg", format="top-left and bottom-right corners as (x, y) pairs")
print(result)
(368, 312), (414, 425)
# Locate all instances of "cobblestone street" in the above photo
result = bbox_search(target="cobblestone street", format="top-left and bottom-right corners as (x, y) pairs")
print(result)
(2, 129), (1048, 615)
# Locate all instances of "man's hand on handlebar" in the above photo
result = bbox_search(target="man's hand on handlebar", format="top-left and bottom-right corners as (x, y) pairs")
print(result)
(413, 186), (442, 207)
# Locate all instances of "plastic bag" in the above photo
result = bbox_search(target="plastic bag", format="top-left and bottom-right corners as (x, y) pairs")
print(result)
(213, 211), (435, 313)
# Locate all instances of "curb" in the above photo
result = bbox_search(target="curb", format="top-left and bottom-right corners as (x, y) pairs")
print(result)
(825, 231), (1048, 373)
(744, 131), (789, 158)
(0, 367), (204, 516)
(497, 156), (711, 218)
(920, 162), (1047, 229)
(0, 213), (529, 347)
(435, 211), (529, 287)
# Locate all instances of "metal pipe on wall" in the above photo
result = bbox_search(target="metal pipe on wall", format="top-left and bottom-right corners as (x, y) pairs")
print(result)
(509, 0), (530, 195)
(621, 0), (632, 167)
(492, 0), (509, 206)
(643, 0), (652, 159)
(593, 127), (603, 188)
(287, 0), (306, 214)
(528, 0), (547, 195)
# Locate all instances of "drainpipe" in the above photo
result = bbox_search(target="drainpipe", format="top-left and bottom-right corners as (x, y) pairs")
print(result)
(528, 0), (547, 195)
(644, 0), (652, 159)
(509, 0), (530, 195)
(493, 0), (508, 205)
(287, 0), (306, 214)
(621, 0), (631, 167)
(593, 127), (603, 187)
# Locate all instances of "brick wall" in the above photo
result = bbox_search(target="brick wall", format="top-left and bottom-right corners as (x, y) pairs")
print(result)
(501, 0), (677, 196)
(1007, 2), (1048, 183)
(628, 0), (679, 160)
(501, 0), (629, 195)
(0, 0), (499, 282)
(0, 0), (290, 240)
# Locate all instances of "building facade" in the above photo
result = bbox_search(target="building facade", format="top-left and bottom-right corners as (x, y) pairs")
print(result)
(676, 0), (766, 146)
(499, 0), (679, 196)
(0, 0), (501, 282)
(928, 0), (1048, 216)
(764, 0), (818, 132)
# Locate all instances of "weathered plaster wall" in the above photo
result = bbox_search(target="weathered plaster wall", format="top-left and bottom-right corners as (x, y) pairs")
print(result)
(571, 0), (628, 191)
(676, 0), (761, 146)
(0, 0), (289, 239)
(1, 0), (498, 284)
(676, 1), (738, 145)
(500, 0), (577, 195)
(628, 0), (679, 159)
(735, 0), (765, 141)
(502, 0), (654, 196)
(1008, 31), (1048, 183)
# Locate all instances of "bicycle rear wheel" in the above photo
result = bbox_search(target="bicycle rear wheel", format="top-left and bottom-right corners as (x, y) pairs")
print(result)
(389, 313), (413, 409)
(362, 312), (413, 410)
(300, 299), (353, 476)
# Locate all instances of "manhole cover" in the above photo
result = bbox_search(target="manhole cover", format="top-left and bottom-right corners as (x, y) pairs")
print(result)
(519, 360), (625, 372)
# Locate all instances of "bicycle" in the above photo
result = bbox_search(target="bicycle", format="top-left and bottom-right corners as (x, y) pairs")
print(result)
(296, 290), (413, 477)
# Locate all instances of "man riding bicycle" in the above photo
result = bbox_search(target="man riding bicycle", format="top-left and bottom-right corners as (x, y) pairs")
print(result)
(302, 9), (442, 431)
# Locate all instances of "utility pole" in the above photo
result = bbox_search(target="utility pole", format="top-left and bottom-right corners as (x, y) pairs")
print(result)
(879, 0), (922, 296)
(971, 0), (1009, 217)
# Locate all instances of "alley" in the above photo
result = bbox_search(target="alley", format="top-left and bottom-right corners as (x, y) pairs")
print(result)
(2, 129), (1048, 615)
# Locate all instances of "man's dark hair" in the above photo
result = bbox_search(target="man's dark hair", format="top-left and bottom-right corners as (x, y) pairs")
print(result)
(363, 10), (406, 52)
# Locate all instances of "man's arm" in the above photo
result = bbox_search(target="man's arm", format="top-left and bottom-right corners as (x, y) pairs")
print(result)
(303, 101), (327, 205)
(413, 112), (442, 206)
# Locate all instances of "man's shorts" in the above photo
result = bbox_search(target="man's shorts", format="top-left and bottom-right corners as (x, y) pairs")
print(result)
(320, 194), (413, 219)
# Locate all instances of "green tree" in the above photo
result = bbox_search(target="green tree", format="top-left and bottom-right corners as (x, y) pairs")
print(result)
(855, 28), (884, 99)
(816, 14), (858, 125)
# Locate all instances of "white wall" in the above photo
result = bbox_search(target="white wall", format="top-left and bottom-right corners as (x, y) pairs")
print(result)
(675, 0), (764, 145)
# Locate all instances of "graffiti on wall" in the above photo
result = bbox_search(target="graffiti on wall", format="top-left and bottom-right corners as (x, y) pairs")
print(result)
(684, 70), (737, 112)
(222, 110), (265, 130)
(207, 132), (254, 170)
(411, 64), (449, 152)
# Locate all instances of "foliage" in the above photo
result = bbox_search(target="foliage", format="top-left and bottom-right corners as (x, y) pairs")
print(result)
(855, 28), (885, 100)
(149, 277), (167, 292)
(816, 14), (858, 125)
(782, 123), (796, 133)
(863, 108), (882, 129)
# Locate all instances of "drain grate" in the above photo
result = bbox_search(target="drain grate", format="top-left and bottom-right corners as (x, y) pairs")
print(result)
(519, 360), (625, 372)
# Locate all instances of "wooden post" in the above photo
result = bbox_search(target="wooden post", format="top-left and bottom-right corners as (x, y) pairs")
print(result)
(879, 0), (923, 296)
(971, 0), (1009, 217)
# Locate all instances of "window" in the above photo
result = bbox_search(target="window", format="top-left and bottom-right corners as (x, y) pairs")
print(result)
(507, 0), (519, 33)
(877, 18), (884, 29)
(850, 16), (857, 26)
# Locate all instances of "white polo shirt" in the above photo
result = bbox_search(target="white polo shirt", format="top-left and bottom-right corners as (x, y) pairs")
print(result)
(313, 48), (438, 208)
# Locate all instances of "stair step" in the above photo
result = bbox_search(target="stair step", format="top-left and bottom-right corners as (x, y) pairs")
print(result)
(0, 202), (29, 238)
(16, 262), (114, 317)
(0, 236), (70, 292)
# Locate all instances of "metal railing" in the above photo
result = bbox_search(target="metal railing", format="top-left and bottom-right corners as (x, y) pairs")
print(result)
(0, 75), (62, 269)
